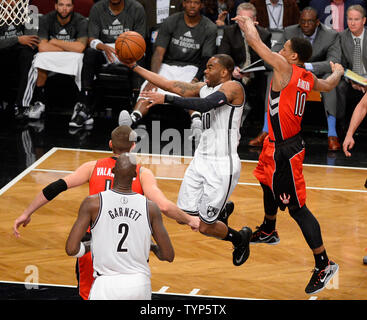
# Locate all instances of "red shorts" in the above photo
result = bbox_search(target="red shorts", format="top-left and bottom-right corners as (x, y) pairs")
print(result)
(254, 134), (306, 210)
(77, 252), (94, 300)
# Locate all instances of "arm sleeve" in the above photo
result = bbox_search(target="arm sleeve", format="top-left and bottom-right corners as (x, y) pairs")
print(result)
(165, 91), (228, 113)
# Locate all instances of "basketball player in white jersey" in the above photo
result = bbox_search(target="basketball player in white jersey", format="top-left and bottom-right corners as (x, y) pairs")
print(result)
(126, 54), (252, 267)
(66, 153), (174, 300)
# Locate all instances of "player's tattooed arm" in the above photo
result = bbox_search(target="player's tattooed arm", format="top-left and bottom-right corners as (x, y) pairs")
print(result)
(171, 81), (204, 97)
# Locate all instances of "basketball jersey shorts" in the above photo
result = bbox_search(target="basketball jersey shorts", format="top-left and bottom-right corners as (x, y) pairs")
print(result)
(177, 155), (241, 224)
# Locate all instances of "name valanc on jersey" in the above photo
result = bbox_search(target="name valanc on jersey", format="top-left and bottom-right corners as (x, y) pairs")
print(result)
(91, 190), (152, 278)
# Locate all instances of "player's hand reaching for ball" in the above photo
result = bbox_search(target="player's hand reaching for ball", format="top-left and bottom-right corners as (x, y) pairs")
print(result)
(139, 90), (165, 108)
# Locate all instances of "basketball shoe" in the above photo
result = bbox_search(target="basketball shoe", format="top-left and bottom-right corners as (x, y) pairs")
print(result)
(232, 226), (252, 266)
(305, 260), (339, 294)
(118, 110), (133, 127)
(250, 225), (280, 245)
(28, 101), (45, 120)
(69, 102), (94, 128)
(14, 105), (29, 120)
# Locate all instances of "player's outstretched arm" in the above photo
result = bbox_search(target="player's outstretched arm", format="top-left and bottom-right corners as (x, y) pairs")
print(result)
(313, 62), (344, 92)
(149, 200), (174, 262)
(140, 168), (200, 230)
(13, 161), (96, 237)
(233, 15), (289, 73)
(130, 64), (204, 97)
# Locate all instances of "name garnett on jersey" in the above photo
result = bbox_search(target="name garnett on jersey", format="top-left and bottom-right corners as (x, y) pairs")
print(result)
(108, 206), (142, 221)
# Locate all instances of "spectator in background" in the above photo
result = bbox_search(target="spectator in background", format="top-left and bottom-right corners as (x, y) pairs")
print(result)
(137, 0), (183, 67)
(335, 4), (367, 138)
(118, 0), (217, 141)
(23, 0), (88, 121)
(218, 2), (271, 128)
(202, 0), (247, 26)
(250, 0), (300, 30)
(279, 7), (342, 150)
(309, 0), (366, 32)
(70, 0), (146, 128)
(0, 0), (39, 119)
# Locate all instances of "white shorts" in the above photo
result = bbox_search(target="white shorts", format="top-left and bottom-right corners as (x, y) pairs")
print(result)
(89, 273), (151, 300)
(177, 155), (241, 224)
(139, 63), (198, 97)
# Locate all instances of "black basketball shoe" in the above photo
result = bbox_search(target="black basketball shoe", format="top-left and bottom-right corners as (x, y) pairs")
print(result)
(250, 225), (280, 245)
(69, 103), (94, 128)
(232, 226), (252, 266)
(218, 201), (234, 225)
(305, 260), (339, 294)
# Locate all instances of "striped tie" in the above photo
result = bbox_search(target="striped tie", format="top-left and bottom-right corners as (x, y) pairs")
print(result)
(352, 37), (363, 75)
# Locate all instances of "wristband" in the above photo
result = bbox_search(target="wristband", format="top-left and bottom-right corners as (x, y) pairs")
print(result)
(90, 39), (102, 50)
(190, 111), (201, 119)
(130, 63), (138, 70)
(72, 242), (86, 258)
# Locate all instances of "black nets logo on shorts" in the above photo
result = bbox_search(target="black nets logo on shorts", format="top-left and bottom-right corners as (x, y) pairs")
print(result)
(207, 206), (219, 218)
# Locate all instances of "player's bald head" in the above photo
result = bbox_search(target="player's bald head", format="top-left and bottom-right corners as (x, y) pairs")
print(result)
(113, 153), (137, 185)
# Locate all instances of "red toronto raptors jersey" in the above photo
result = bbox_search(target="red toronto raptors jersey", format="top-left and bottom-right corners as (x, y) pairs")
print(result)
(78, 156), (143, 300)
(89, 157), (144, 195)
(267, 64), (314, 142)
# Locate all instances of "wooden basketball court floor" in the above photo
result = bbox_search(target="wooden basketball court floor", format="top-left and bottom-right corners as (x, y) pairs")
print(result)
(1, 147), (367, 300)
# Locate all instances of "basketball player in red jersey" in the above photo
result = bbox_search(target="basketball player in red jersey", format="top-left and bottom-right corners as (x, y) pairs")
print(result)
(234, 15), (344, 294)
(13, 125), (199, 299)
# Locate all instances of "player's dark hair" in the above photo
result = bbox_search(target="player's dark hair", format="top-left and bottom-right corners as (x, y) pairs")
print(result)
(111, 125), (136, 154)
(290, 37), (313, 63)
(55, 0), (74, 4)
(213, 54), (235, 74)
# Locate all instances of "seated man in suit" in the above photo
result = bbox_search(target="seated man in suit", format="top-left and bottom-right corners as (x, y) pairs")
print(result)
(218, 2), (271, 138)
(283, 7), (342, 150)
(309, 0), (366, 32)
(250, 0), (300, 50)
(337, 4), (367, 136)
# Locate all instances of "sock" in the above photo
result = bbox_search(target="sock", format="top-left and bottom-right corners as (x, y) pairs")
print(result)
(327, 115), (337, 137)
(314, 250), (329, 270)
(262, 111), (268, 133)
(131, 110), (142, 123)
(262, 216), (276, 234)
(223, 227), (242, 246)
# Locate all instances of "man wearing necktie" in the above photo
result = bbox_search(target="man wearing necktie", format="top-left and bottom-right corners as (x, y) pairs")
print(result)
(337, 4), (367, 140)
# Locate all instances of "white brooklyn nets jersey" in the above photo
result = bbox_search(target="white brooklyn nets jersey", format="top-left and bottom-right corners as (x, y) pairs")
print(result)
(195, 83), (244, 158)
(91, 190), (152, 278)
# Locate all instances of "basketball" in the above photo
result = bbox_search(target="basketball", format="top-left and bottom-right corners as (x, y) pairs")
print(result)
(115, 31), (146, 64)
